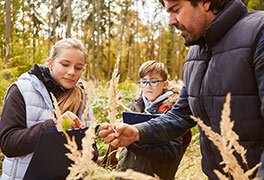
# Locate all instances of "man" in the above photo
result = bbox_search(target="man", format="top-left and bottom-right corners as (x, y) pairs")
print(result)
(99, 0), (264, 178)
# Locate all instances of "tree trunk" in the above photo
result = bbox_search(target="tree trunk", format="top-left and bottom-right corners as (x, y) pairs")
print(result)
(31, 1), (36, 59)
(159, 26), (164, 63)
(48, 0), (51, 52)
(126, 34), (132, 80)
(91, 0), (96, 79)
(51, 0), (57, 43)
(117, 0), (129, 79)
(66, 0), (72, 37)
(149, 34), (155, 60)
(171, 32), (176, 79)
(177, 35), (182, 80)
(5, 0), (11, 64)
(107, 0), (111, 81)
(96, 0), (102, 79)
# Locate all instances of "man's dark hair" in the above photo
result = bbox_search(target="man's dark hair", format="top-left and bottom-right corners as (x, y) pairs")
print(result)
(159, 0), (233, 13)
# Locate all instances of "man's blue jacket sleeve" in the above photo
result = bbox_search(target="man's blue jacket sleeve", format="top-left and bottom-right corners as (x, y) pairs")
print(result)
(254, 29), (264, 178)
(136, 86), (196, 144)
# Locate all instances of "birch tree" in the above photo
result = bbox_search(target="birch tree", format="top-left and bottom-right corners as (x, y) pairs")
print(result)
(5, 0), (11, 64)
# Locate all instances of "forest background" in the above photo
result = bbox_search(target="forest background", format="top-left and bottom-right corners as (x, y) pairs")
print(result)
(1, 0), (264, 101)
(0, 0), (263, 178)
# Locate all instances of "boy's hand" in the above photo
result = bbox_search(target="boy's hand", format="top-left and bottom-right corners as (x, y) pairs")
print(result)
(98, 123), (140, 147)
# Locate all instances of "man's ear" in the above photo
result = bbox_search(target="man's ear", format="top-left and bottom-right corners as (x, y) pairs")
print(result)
(203, 1), (211, 12)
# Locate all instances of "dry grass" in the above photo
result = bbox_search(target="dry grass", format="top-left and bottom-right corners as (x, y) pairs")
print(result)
(63, 116), (158, 179)
(191, 93), (260, 179)
(65, 117), (99, 180)
(81, 81), (93, 122)
(175, 131), (206, 180)
(64, 80), (101, 179)
(108, 56), (120, 123)
(2, 84), (259, 179)
(104, 55), (121, 167)
(50, 93), (63, 131)
(81, 80), (98, 127)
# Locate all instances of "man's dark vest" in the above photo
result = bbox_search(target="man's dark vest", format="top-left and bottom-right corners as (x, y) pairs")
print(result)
(183, 0), (264, 178)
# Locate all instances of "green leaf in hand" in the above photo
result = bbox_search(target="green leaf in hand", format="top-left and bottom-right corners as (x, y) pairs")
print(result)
(62, 118), (72, 131)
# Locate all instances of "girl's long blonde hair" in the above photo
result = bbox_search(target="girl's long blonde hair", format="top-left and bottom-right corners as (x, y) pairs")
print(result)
(58, 84), (85, 115)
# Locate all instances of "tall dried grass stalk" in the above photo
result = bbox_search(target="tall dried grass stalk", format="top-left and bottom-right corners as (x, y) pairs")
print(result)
(65, 116), (157, 179)
(50, 93), (63, 131)
(175, 133), (206, 179)
(65, 117), (98, 180)
(191, 93), (260, 179)
(105, 55), (121, 167)
(50, 87), (99, 179)
(65, 80), (102, 179)
(118, 101), (133, 112)
(108, 54), (120, 123)
(81, 80), (97, 125)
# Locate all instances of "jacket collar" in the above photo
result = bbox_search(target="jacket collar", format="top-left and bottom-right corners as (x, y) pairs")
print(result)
(142, 91), (174, 114)
(28, 64), (66, 98)
(186, 0), (247, 47)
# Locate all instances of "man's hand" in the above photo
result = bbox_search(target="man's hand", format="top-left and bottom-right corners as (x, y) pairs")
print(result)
(98, 123), (140, 147)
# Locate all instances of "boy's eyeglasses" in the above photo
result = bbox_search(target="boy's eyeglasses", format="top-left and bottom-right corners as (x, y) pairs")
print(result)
(139, 80), (165, 87)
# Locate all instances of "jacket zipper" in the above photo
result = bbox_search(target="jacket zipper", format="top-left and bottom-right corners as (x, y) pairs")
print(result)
(198, 44), (211, 125)
(198, 44), (220, 171)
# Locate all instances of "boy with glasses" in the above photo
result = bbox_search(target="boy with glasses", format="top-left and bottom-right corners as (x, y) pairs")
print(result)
(116, 60), (191, 180)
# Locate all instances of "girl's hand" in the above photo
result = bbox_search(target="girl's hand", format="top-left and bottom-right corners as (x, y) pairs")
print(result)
(60, 111), (84, 130)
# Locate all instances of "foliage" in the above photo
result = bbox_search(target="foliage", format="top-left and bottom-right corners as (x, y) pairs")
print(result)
(0, 66), (20, 113)
(0, 39), (47, 113)
(246, 0), (264, 10)
(92, 79), (139, 125)
(0, 0), (190, 82)
(175, 127), (206, 179)
(92, 79), (139, 156)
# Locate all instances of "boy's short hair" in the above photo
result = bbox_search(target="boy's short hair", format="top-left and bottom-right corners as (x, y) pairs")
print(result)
(138, 60), (168, 81)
